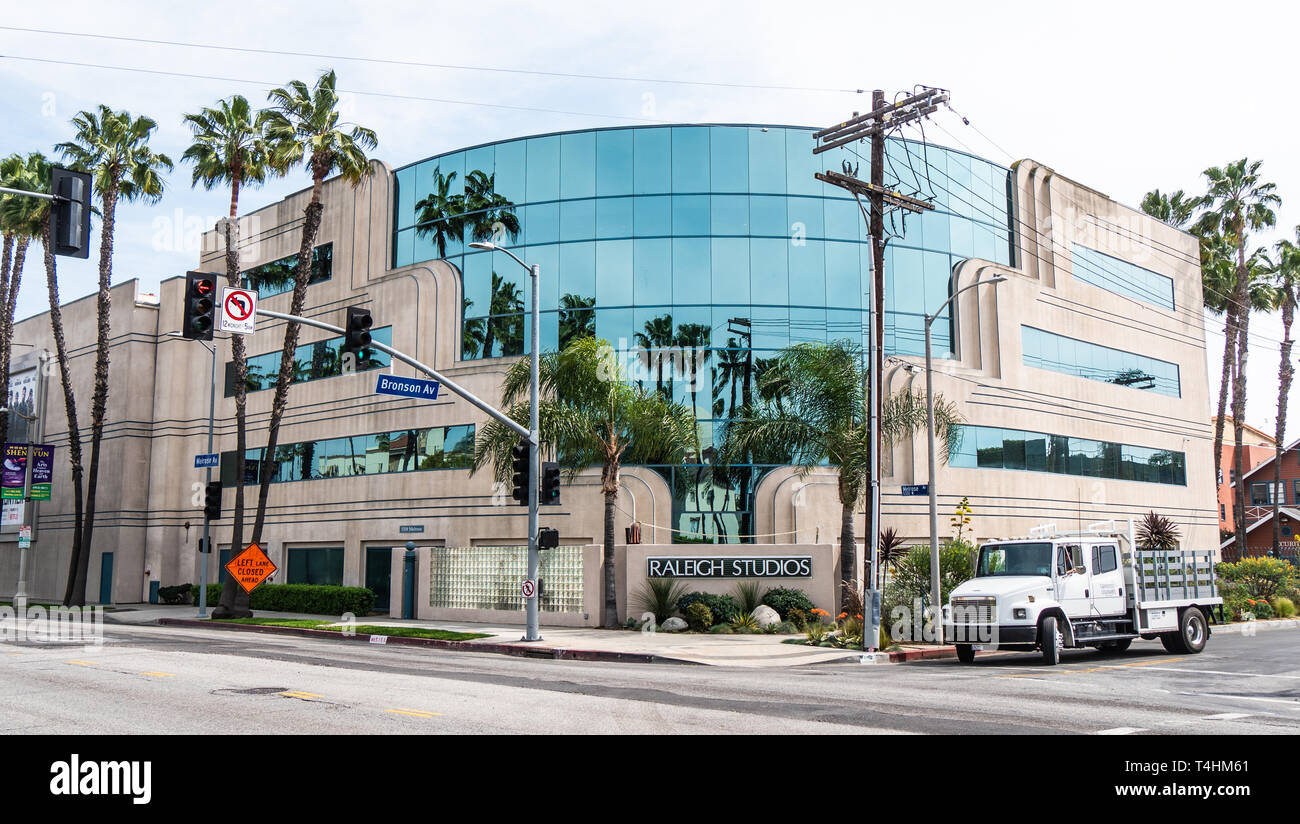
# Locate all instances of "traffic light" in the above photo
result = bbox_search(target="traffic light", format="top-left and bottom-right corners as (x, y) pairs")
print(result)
(182, 271), (218, 341)
(510, 441), (530, 505)
(203, 481), (221, 521)
(537, 527), (559, 549)
(343, 306), (373, 357)
(50, 166), (92, 259)
(541, 461), (560, 506)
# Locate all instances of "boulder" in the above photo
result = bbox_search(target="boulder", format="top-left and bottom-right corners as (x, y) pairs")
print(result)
(661, 617), (688, 632)
(751, 605), (781, 628)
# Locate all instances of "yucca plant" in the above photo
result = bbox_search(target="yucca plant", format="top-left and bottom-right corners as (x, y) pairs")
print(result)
(730, 612), (760, 631)
(732, 580), (764, 614)
(633, 578), (690, 625)
(1136, 511), (1181, 551)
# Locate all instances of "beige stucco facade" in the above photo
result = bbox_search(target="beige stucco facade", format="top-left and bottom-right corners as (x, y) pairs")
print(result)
(0, 145), (1216, 616)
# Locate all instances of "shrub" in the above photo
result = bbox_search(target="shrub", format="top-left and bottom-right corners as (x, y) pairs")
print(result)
(677, 592), (740, 625)
(761, 587), (814, 620)
(684, 602), (713, 632)
(731, 612), (760, 631)
(1244, 598), (1274, 620)
(158, 584), (192, 605)
(634, 578), (690, 625)
(885, 541), (975, 621)
(774, 621), (798, 634)
(193, 584), (374, 616)
(1220, 581), (1250, 622)
(1216, 557), (1297, 601)
(786, 607), (808, 629)
(708, 624), (734, 634)
(732, 580), (765, 614)
(1272, 596), (1297, 619)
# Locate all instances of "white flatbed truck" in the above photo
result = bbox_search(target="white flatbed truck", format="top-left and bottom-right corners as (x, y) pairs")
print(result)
(943, 520), (1222, 665)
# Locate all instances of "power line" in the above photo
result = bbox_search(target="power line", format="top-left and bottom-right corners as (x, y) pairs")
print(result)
(0, 25), (865, 94)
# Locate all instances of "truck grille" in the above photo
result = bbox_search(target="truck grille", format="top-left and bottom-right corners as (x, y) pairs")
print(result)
(952, 597), (996, 624)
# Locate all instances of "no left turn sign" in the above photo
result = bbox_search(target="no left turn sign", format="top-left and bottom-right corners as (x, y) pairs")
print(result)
(521, 579), (536, 599)
(219, 287), (257, 335)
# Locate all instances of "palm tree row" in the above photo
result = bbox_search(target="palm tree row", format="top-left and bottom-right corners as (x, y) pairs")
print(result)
(1142, 158), (1292, 556)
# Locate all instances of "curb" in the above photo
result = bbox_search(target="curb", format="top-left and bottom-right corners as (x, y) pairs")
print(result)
(157, 618), (692, 665)
(887, 646), (957, 662)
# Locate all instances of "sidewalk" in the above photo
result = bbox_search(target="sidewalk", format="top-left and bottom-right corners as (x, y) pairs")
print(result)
(110, 604), (941, 667)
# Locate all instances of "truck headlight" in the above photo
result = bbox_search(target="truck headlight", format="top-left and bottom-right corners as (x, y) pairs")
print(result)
(1013, 607), (1027, 620)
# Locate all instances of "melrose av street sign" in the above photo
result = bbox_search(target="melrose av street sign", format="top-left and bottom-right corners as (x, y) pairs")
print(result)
(646, 556), (812, 578)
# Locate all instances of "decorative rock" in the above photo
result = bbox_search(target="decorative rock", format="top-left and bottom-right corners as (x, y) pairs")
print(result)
(661, 617), (688, 632)
(751, 605), (781, 628)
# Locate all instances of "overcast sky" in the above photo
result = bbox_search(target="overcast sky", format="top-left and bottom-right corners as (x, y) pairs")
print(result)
(0, 0), (1296, 430)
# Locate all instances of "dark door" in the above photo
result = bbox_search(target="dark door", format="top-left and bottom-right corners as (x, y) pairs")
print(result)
(99, 552), (114, 605)
(365, 547), (392, 614)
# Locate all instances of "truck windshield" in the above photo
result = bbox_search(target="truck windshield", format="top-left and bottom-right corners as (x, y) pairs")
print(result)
(977, 543), (1053, 577)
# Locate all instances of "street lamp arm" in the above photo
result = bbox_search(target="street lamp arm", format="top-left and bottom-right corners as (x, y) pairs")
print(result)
(469, 241), (530, 274)
(926, 276), (1007, 325)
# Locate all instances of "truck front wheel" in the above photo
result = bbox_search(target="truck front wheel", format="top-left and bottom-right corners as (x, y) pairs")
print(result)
(1040, 616), (1062, 665)
(956, 645), (976, 663)
(1161, 608), (1208, 654)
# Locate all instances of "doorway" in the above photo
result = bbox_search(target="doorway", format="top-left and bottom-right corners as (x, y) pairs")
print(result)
(98, 552), (113, 605)
(365, 547), (392, 615)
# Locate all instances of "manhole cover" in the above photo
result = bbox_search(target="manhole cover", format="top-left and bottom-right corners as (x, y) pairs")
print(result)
(212, 686), (289, 696)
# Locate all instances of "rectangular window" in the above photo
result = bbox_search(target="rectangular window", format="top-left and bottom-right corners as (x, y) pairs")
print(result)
(1021, 326), (1180, 397)
(951, 425), (1186, 486)
(1071, 244), (1175, 311)
(243, 243), (333, 299)
(287, 547), (344, 586)
(226, 326), (393, 396)
(1092, 545), (1118, 574)
(1251, 482), (1284, 506)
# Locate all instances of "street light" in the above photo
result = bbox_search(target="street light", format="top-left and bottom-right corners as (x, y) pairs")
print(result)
(924, 274), (1006, 644)
(168, 330), (217, 618)
(468, 240), (543, 643)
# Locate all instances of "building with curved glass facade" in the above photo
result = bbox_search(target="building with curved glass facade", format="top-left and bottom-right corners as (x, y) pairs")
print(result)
(2, 122), (1218, 620)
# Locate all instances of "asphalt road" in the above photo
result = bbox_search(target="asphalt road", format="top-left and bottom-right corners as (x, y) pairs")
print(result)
(3, 620), (1299, 734)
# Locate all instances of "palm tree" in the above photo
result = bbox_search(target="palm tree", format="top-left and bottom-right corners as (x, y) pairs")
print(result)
(0, 152), (49, 445)
(182, 93), (278, 618)
(413, 168), (464, 259)
(634, 314), (675, 397)
(1192, 159), (1281, 553)
(472, 336), (698, 627)
(461, 169), (520, 244)
(56, 105), (173, 606)
(1268, 232), (1300, 553)
(557, 293), (595, 350)
(250, 71), (377, 581)
(720, 340), (962, 599)
(1140, 189), (1201, 229)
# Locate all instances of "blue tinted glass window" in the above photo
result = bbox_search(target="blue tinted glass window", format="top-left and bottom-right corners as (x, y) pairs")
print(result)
(559, 242), (595, 307)
(711, 195), (749, 235)
(493, 139), (527, 205)
(634, 128), (671, 195)
(465, 145), (494, 183)
(1072, 244), (1175, 310)
(825, 241), (863, 309)
(525, 202), (559, 245)
(1021, 325), (1181, 397)
(825, 198), (863, 241)
(750, 195), (788, 237)
(671, 127), (709, 193)
(751, 305), (789, 350)
(747, 128), (786, 193)
(710, 127), (748, 193)
(526, 136), (561, 202)
(787, 196), (824, 241)
(785, 130), (821, 196)
(789, 239), (826, 307)
(712, 238), (750, 304)
(395, 166), (416, 231)
(672, 195), (710, 236)
(635, 195), (671, 236)
(462, 252), (492, 317)
(560, 131), (596, 199)
(596, 196), (633, 238)
(530, 244), (559, 312)
(673, 238), (711, 305)
(750, 238), (789, 306)
(560, 198), (595, 241)
(634, 239), (672, 306)
(596, 240), (634, 306)
(596, 130), (634, 196)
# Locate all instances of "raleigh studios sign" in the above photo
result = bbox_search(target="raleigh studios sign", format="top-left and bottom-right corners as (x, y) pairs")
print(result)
(647, 556), (812, 579)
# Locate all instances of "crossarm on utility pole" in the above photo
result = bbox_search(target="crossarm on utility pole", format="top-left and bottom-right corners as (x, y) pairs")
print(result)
(255, 308), (531, 440)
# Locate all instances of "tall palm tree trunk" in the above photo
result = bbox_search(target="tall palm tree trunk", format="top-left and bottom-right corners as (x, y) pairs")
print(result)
(250, 183), (325, 547)
(839, 487), (856, 608)
(72, 185), (119, 605)
(43, 220), (86, 607)
(1273, 295), (1295, 554)
(1231, 248), (1251, 556)
(1213, 306), (1236, 477)
(0, 232), (12, 446)
(216, 209), (252, 617)
(603, 488), (618, 628)
(0, 236), (28, 446)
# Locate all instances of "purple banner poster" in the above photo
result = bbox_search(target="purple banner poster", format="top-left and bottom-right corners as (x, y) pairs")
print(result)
(1, 443), (27, 501)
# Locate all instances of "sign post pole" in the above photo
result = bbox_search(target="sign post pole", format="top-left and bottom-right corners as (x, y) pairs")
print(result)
(14, 439), (32, 611)
(198, 339), (216, 618)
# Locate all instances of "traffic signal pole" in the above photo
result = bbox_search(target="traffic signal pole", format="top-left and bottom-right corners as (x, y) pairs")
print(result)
(197, 338), (215, 618)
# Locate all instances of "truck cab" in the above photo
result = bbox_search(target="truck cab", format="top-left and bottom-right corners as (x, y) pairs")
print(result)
(943, 521), (1221, 665)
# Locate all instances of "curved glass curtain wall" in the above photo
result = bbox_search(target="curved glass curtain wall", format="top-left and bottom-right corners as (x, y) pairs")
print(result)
(392, 125), (1014, 542)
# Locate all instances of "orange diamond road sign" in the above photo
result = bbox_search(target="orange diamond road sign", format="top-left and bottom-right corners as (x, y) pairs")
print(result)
(224, 542), (277, 594)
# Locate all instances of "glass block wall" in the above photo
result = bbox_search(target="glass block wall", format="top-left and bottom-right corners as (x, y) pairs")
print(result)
(428, 545), (585, 612)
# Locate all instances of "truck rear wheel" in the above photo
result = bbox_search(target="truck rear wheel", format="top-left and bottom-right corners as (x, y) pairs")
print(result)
(1040, 616), (1061, 665)
(956, 645), (976, 664)
(1162, 608), (1207, 654)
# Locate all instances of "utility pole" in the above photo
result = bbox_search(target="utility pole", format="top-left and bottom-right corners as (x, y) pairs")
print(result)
(814, 86), (946, 651)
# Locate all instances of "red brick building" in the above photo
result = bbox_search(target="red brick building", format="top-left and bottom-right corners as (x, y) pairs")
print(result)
(1215, 416), (1276, 535)
(1221, 432), (1300, 560)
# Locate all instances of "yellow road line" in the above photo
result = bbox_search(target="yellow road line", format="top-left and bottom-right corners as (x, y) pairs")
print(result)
(64, 660), (96, 666)
(281, 690), (322, 699)
(140, 671), (175, 678)
(384, 709), (441, 718)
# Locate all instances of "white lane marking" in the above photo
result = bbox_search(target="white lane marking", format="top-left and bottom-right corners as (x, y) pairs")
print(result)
(1202, 712), (1252, 721)
(1192, 694), (1300, 709)
(1096, 727), (1147, 735)
(1137, 666), (1300, 679)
